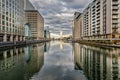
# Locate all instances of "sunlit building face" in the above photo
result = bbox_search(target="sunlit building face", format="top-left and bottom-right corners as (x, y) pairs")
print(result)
(80, 0), (120, 40)
(25, 10), (44, 40)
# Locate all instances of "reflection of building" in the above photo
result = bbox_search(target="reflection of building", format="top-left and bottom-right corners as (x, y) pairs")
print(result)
(60, 41), (63, 49)
(24, 44), (44, 80)
(60, 31), (63, 40)
(44, 42), (50, 52)
(24, 0), (44, 40)
(74, 43), (120, 80)
(0, 44), (44, 80)
(35, 44), (44, 69)
(0, 48), (25, 80)
(73, 12), (83, 41)
(24, 46), (31, 62)
(0, 0), (25, 42)
(25, 10), (44, 40)
(73, 43), (81, 69)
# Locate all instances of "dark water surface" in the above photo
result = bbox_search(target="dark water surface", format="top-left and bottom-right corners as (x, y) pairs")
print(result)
(0, 41), (119, 80)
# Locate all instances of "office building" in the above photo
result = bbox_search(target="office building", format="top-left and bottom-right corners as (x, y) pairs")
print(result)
(25, 10), (44, 40)
(25, 0), (44, 40)
(0, 0), (25, 42)
(24, 0), (34, 40)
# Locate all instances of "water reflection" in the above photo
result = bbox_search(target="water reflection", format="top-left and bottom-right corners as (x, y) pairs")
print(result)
(44, 42), (50, 52)
(60, 40), (63, 49)
(0, 44), (44, 80)
(30, 41), (87, 80)
(74, 43), (120, 80)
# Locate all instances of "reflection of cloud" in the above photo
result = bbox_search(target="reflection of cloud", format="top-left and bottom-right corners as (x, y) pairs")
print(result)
(50, 33), (60, 38)
(30, 42), (86, 80)
(30, 0), (92, 35)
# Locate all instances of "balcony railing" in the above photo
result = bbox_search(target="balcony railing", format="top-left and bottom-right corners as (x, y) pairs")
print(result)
(112, 20), (118, 23)
(113, 7), (119, 10)
(112, 2), (119, 5)
(112, 26), (119, 29)
(112, 16), (118, 19)
(112, 11), (119, 14)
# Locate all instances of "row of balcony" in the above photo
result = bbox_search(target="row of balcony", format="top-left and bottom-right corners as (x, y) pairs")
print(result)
(112, 11), (120, 15)
(113, 6), (119, 10)
(112, 2), (119, 5)
(112, 20), (120, 24)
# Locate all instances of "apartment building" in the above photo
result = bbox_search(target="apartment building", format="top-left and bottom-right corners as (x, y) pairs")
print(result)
(0, 0), (25, 42)
(25, 10), (44, 40)
(73, 12), (83, 40)
(82, 0), (120, 40)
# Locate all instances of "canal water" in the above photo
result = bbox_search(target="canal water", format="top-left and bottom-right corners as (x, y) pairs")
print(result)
(0, 41), (119, 80)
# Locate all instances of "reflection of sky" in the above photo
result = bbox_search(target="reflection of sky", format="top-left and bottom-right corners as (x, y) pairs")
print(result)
(30, 41), (87, 80)
(30, 0), (92, 36)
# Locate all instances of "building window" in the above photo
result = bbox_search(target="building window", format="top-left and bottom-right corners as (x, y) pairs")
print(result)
(112, 35), (115, 38)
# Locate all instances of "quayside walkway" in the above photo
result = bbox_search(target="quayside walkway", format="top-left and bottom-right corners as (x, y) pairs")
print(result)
(0, 40), (50, 48)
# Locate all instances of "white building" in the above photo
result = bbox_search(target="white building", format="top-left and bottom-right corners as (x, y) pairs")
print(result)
(82, 0), (120, 40)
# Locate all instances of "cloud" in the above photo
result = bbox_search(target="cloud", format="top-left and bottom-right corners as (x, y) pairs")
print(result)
(30, 0), (92, 35)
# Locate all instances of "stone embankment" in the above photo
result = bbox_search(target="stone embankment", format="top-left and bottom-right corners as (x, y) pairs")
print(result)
(73, 40), (120, 48)
(0, 40), (50, 48)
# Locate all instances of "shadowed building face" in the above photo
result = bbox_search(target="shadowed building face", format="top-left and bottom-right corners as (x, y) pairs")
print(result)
(0, 0), (25, 42)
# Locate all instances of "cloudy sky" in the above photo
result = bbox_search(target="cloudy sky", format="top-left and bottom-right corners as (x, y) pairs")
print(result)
(30, 0), (92, 36)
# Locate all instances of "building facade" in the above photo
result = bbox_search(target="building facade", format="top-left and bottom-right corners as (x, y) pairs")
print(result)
(77, 0), (120, 41)
(0, 0), (25, 42)
(73, 12), (83, 40)
(25, 10), (44, 40)
(24, 0), (34, 40)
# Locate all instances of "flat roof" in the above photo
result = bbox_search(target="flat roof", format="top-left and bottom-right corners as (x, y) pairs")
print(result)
(25, 10), (38, 12)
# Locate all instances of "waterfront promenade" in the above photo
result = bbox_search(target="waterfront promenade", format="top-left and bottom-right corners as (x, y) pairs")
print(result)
(0, 39), (50, 48)
(72, 40), (120, 48)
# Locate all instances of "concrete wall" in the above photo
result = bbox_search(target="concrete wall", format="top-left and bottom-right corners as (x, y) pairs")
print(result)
(73, 12), (82, 40)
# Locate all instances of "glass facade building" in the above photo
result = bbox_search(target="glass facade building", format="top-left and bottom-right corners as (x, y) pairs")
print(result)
(0, 0), (25, 42)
